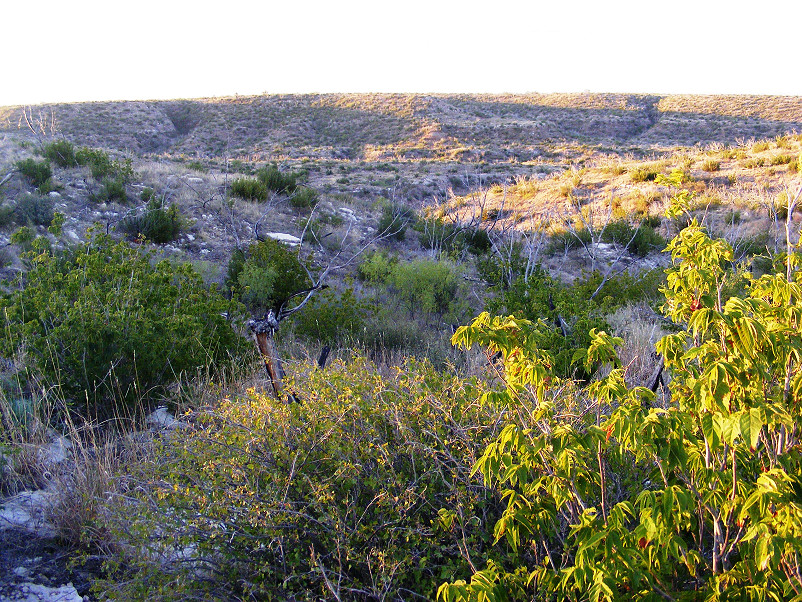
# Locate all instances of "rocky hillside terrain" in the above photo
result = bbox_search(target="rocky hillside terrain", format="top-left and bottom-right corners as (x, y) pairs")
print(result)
(1, 92), (802, 601)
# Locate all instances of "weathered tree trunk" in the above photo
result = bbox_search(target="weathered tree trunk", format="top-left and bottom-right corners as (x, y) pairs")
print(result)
(249, 311), (284, 398)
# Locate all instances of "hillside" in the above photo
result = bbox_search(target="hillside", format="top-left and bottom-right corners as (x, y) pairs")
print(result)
(1, 92), (802, 600)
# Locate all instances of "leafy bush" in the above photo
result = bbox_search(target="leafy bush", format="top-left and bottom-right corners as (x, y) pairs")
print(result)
(441, 220), (802, 602)
(357, 250), (398, 285)
(0, 233), (246, 416)
(629, 166), (658, 182)
(388, 258), (466, 323)
(15, 158), (52, 189)
(43, 139), (77, 167)
(229, 177), (268, 201)
(101, 358), (507, 601)
(256, 165), (297, 194)
(119, 197), (184, 243)
(377, 204), (416, 240)
(288, 186), (319, 210)
(13, 192), (54, 227)
(0, 201), (13, 228)
(75, 147), (133, 182)
(91, 177), (127, 203)
(601, 219), (666, 257)
(291, 287), (367, 343)
(416, 217), (491, 256)
(226, 238), (312, 314)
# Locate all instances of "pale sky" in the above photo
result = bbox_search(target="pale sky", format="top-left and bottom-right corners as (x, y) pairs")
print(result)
(3, 0), (801, 106)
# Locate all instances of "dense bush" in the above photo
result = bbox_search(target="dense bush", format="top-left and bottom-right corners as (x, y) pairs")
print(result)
(288, 186), (319, 210)
(226, 238), (312, 314)
(43, 139), (77, 167)
(441, 219), (802, 602)
(15, 158), (52, 189)
(119, 196), (184, 243)
(13, 192), (54, 227)
(75, 147), (134, 182)
(229, 177), (268, 201)
(601, 219), (666, 257)
(101, 358), (508, 601)
(291, 287), (367, 343)
(0, 233), (246, 416)
(388, 258), (467, 324)
(416, 217), (491, 256)
(256, 164), (298, 194)
(377, 204), (416, 240)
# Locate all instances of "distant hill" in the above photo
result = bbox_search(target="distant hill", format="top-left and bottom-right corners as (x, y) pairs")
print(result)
(2, 93), (801, 159)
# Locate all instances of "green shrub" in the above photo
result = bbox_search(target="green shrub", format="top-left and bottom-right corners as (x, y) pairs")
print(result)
(291, 287), (367, 343)
(76, 147), (134, 182)
(119, 198), (184, 243)
(0, 233), (246, 416)
(88, 177), (127, 203)
(377, 204), (416, 240)
(288, 186), (319, 210)
(0, 200), (16, 228)
(442, 221), (802, 602)
(13, 192), (54, 227)
(357, 250), (398, 284)
(256, 165), (297, 194)
(100, 358), (506, 601)
(601, 219), (666, 257)
(388, 258), (466, 323)
(416, 217), (490, 256)
(15, 158), (52, 189)
(226, 238), (312, 314)
(229, 177), (268, 201)
(770, 154), (794, 166)
(42, 140), (77, 167)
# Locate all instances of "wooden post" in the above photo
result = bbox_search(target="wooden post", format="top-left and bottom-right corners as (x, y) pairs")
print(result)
(248, 311), (284, 398)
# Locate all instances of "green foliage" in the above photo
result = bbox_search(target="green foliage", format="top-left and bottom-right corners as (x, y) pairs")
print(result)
(291, 287), (367, 343)
(9, 226), (35, 249)
(75, 147), (133, 182)
(0, 233), (246, 416)
(416, 217), (491, 256)
(629, 166), (658, 182)
(256, 164), (298, 194)
(601, 219), (666, 257)
(101, 358), (506, 601)
(288, 186), (319, 210)
(13, 192), (54, 227)
(42, 139), (77, 167)
(15, 158), (52, 189)
(357, 250), (398, 284)
(229, 177), (268, 201)
(226, 238), (312, 314)
(119, 197), (184, 243)
(388, 258), (466, 323)
(377, 204), (416, 240)
(442, 217), (802, 601)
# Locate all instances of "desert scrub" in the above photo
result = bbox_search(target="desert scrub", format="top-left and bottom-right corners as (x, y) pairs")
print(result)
(99, 357), (508, 601)
(700, 159), (720, 172)
(42, 139), (78, 167)
(119, 194), (184, 243)
(12, 192), (54, 227)
(229, 176), (268, 201)
(0, 233), (247, 417)
(225, 238), (312, 314)
(15, 158), (52, 190)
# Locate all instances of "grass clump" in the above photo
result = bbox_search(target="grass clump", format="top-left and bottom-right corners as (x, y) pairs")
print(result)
(701, 159), (720, 172)
(43, 139), (77, 167)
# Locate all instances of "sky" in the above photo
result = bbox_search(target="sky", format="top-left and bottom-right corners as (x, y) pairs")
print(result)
(3, 0), (801, 106)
